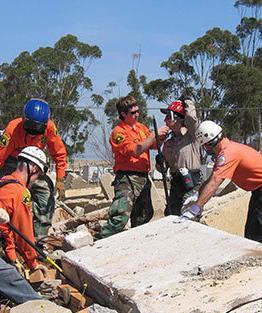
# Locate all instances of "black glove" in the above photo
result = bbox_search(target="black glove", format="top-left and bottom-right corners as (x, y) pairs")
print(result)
(155, 153), (165, 166)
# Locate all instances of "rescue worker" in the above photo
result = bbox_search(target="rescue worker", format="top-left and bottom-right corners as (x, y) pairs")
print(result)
(0, 98), (67, 239)
(0, 146), (49, 276)
(0, 209), (42, 304)
(179, 120), (262, 242)
(158, 99), (201, 216)
(96, 95), (169, 239)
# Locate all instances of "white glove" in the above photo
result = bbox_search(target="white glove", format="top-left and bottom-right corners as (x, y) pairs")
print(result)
(174, 204), (202, 224)
(183, 191), (199, 207)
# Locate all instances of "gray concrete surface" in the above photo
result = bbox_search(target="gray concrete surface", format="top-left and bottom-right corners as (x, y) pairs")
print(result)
(62, 216), (262, 313)
(10, 300), (71, 313)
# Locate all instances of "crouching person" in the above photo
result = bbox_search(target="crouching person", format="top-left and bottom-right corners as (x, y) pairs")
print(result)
(0, 146), (48, 276)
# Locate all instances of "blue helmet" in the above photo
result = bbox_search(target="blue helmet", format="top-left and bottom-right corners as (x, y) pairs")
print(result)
(24, 98), (50, 123)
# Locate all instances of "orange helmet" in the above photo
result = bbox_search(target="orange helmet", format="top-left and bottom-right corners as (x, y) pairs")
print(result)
(160, 100), (186, 118)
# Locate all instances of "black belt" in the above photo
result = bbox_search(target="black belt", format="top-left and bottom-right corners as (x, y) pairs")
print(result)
(117, 170), (148, 177)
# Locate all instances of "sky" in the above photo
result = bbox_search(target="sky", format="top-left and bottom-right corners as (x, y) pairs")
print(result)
(0, 0), (241, 158)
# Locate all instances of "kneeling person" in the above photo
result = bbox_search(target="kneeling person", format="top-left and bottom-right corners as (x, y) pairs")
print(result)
(0, 146), (48, 275)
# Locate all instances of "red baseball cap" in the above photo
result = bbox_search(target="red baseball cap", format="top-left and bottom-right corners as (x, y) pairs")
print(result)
(160, 100), (186, 118)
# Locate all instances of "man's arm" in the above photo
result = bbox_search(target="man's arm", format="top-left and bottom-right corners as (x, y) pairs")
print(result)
(134, 126), (169, 157)
(195, 173), (225, 207)
(175, 173), (225, 222)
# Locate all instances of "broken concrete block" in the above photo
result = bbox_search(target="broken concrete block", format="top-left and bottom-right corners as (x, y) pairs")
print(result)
(73, 206), (85, 216)
(62, 225), (93, 252)
(38, 279), (62, 300)
(10, 300), (71, 313)
(100, 173), (114, 200)
(201, 188), (251, 236)
(65, 187), (102, 199)
(62, 216), (262, 313)
(65, 173), (88, 190)
(89, 304), (117, 313)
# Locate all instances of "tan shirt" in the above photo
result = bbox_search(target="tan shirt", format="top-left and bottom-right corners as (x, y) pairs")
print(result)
(162, 101), (201, 173)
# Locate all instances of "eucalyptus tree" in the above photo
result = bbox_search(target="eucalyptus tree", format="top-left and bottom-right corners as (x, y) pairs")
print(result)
(0, 34), (102, 156)
(104, 69), (151, 128)
(144, 28), (240, 120)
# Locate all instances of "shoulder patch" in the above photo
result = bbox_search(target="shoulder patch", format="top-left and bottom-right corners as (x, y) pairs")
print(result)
(113, 132), (125, 144)
(53, 125), (58, 136)
(215, 155), (226, 167)
(22, 189), (32, 206)
(0, 133), (10, 148)
(41, 136), (47, 144)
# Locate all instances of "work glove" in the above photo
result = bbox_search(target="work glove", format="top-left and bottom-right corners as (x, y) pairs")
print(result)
(12, 259), (26, 278)
(33, 263), (48, 278)
(55, 177), (65, 201)
(174, 204), (202, 224)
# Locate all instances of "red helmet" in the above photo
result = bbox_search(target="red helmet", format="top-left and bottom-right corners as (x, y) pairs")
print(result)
(160, 100), (186, 118)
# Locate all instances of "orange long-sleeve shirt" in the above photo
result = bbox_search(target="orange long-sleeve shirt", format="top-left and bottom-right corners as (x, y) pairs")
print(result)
(0, 118), (66, 178)
(0, 172), (38, 269)
(110, 120), (151, 173)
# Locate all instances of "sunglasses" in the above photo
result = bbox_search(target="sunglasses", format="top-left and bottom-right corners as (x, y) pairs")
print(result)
(129, 109), (140, 115)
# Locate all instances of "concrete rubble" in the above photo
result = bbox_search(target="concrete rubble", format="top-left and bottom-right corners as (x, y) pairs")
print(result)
(10, 300), (72, 313)
(62, 216), (262, 313)
(5, 171), (258, 313)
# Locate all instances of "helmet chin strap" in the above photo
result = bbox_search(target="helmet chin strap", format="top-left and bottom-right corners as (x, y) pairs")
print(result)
(26, 162), (34, 187)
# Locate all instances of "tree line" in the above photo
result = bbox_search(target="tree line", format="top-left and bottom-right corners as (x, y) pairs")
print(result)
(0, 0), (261, 159)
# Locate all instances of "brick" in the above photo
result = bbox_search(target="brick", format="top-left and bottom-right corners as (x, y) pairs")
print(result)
(57, 284), (93, 312)
(29, 269), (45, 283)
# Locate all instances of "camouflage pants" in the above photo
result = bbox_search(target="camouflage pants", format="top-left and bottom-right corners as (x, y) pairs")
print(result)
(0, 157), (55, 240)
(99, 172), (154, 239)
(30, 175), (55, 240)
(165, 171), (202, 216)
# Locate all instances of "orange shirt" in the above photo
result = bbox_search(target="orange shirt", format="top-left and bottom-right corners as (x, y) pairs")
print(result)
(0, 118), (66, 179)
(213, 138), (262, 191)
(0, 172), (38, 269)
(110, 120), (151, 173)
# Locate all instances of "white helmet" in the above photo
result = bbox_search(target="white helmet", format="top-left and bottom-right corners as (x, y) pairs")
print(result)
(18, 146), (47, 173)
(196, 120), (223, 145)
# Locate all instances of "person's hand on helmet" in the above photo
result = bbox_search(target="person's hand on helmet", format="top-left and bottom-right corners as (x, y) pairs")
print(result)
(56, 177), (65, 201)
(174, 204), (202, 224)
(12, 259), (26, 277)
(183, 99), (194, 108)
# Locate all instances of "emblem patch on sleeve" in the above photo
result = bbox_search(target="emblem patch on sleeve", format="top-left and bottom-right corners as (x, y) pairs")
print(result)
(54, 126), (58, 136)
(22, 189), (32, 206)
(0, 133), (10, 148)
(40, 136), (47, 144)
(215, 155), (226, 167)
(113, 133), (125, 144)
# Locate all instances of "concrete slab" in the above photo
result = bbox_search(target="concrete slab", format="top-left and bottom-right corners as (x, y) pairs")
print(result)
(202, 188), (250, 236)
(100, 173), (115, 200)
(62, 217), (262, 313)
